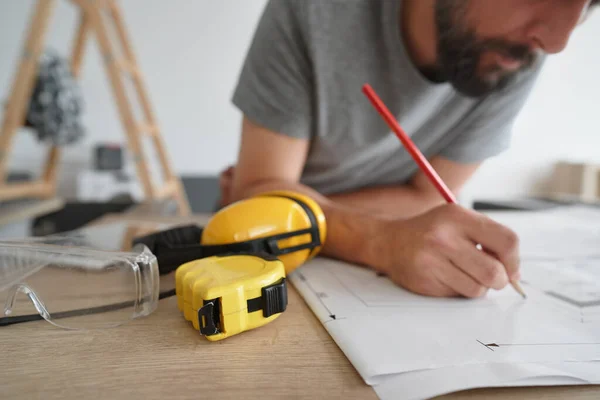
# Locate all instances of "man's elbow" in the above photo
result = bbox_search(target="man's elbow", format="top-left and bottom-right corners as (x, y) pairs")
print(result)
(229, 178), (300, 204)
(229, 180), (268, 203)
(217, 169), (276, 208)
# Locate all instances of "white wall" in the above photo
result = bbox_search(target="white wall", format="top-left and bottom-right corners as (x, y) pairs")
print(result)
(0, 0), (267, 197)
(0, 1), (599, 204)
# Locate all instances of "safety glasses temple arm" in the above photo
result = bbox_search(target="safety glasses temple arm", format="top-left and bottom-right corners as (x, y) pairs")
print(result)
(0, 289), (176, 327)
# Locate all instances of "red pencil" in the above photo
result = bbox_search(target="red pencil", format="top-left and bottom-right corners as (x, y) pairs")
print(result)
(362, 84), (456, 203)
(361, 83), (526, 299)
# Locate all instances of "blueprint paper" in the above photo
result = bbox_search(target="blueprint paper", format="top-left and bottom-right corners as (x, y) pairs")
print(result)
(372, 362), (600, 400)
(288, 207), (600, 395)
(289, 258), (600, 382)
(484, 206), (600, 259)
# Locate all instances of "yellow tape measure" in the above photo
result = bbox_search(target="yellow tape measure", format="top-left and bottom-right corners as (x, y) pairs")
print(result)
(175, 252), (287, 341)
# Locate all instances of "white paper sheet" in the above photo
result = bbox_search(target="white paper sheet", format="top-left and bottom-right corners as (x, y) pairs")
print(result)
(290, 258), (600, 382)
(373, 362), (600, 400)
(484, 206), (600, 259)
(288, 207), (600, 398)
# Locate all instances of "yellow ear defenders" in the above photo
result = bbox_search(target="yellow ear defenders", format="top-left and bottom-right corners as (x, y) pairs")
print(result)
(131, 190), (326, 341)
(201, 190), (327, 274)
(133, 190), (326, 276)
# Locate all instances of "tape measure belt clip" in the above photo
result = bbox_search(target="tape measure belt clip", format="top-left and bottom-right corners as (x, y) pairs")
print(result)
(247, 277), (288, 317)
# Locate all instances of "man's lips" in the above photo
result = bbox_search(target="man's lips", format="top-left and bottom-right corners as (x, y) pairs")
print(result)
(493, 51), (526, 72)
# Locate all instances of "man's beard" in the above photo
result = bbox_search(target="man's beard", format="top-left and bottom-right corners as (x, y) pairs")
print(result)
(433, 0), (538, 97)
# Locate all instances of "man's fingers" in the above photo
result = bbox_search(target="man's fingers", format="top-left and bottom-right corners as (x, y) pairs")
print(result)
(461, 211), (520, 281)
(436, 260), (487, 298)
(449, 238), (509, 290)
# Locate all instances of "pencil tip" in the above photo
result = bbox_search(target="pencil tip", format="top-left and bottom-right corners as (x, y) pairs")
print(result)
(511, 281), (527, 299)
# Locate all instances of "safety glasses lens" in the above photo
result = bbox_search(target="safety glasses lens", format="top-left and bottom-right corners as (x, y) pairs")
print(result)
(0, 246), (157, 329)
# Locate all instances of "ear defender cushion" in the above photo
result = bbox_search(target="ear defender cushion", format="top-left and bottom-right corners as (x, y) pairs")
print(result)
(253, 190), (326, 261)
(200, 190), (326, 274)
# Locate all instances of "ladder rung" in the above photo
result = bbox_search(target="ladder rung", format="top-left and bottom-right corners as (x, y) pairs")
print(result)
(137, 122), (159, 135)
(0, 181), (53, 201)
(156, 181), (177, 199)
(116, 59), (140, 76)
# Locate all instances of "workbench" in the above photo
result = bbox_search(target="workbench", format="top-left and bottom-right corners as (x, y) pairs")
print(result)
(2, 210), (599, 399)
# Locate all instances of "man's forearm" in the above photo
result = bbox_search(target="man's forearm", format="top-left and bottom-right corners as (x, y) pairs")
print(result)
(231, 180), (389, 270)
(327, 184), (445, 219)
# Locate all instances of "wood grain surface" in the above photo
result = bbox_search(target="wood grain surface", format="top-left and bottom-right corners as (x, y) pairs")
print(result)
(1, 213), (598, 399)
(1, 274), (377, 399)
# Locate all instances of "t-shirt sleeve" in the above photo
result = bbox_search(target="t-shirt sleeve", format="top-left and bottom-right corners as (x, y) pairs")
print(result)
(438, 59), (545, 164)
(231, 0), (313, 140)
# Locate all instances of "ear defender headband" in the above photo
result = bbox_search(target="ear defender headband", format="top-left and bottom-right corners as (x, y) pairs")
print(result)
(132, 190), (327, 275)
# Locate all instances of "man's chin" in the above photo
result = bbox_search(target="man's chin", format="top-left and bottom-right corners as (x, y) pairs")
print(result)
(452, 83), (495, 98)
(451, 71), (519, 97)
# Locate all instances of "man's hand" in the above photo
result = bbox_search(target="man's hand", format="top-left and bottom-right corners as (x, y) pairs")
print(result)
(371, 203), (520, 298)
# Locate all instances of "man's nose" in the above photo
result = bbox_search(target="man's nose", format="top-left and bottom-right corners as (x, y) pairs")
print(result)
(526, 0), (590, 54)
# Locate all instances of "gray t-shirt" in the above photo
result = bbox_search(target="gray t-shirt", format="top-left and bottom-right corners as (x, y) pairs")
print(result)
(232, 0), (543, 195)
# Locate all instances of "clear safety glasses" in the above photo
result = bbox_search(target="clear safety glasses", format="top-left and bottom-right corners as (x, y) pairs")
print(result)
(0, 238), (160, 330)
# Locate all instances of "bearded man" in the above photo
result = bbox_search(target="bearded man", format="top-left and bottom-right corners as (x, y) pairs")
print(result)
(220, 0), (596, 298)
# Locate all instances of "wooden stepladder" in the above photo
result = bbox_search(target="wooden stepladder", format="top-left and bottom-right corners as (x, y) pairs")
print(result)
(0, 0), (191, 215)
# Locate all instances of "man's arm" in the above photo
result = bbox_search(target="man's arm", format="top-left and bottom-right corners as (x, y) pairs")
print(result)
(229, 117), (479, 219)
(229, 117), (376, 266)
(230, 117), (520, 299)
(326, 157), (481, 218)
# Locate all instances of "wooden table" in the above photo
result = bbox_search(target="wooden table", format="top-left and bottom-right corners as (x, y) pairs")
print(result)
(1, 212), (599, 399)
(0, 197), (64, 238)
